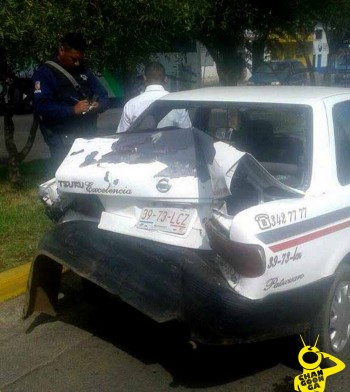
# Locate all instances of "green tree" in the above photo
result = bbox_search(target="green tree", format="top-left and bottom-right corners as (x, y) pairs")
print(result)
(316, 0), (350, 85)
(0, 0), (96, 186)
(268, 0), (319, 85)
(250, 0), (350, 86)
(190, 0), (250, 85)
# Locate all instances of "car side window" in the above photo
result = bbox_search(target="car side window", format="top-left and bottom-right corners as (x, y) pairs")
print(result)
(156, 108), (192, 129)
(333, 101), (350, 185)
(133, 107), (194, 131)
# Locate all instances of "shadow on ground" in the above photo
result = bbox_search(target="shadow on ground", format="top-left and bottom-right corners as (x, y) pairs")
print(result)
(26, 271), (301, 389)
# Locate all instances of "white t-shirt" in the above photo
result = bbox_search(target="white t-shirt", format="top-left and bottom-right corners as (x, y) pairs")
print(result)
(117, 85), (168, 133)
(116, 85), (192, 133)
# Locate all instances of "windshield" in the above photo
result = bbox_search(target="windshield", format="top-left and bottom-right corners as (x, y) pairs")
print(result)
(129, 100), (312, 190)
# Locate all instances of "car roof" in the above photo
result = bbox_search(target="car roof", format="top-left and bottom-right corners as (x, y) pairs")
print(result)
(159, 86), (350, 104)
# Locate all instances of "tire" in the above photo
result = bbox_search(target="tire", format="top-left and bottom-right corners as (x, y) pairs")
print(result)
(306, 263), (350, 359)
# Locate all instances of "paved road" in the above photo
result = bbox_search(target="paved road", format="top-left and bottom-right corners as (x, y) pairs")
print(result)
(0, 273), (349, 392)
(0, 108), (122, 163)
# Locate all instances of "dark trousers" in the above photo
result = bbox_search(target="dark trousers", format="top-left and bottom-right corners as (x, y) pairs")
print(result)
(40, 127), (74, 175)
(40, 123), (97, 176)
(48, 139), (72, 175)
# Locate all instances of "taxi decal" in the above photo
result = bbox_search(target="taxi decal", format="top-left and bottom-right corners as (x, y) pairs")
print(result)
(257, 206), (350, 252)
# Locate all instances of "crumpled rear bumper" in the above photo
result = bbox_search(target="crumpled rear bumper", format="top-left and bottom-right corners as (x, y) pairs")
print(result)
(24, 220), (333, 345)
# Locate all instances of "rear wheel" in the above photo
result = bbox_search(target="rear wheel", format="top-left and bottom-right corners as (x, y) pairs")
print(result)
(306, 263), (350, 358)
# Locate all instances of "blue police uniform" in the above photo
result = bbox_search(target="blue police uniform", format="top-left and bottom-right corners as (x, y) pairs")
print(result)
(32, 58), (110, 170)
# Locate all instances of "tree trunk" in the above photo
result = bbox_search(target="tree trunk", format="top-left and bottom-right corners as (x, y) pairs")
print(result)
(323, 51), (336, 86)
(252, 37), (266, 73)
(4, 105), (20, 187)
(18, 114), (39, 162)
(202, 39), (246, 86)
(4, 107), (39, 187)
(295, 37), (316, 86)
(305, 55), (316, 86)
(322, 30), (343, 87)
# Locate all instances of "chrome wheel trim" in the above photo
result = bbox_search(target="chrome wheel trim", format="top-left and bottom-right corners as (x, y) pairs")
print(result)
(329, 281), (350, 352)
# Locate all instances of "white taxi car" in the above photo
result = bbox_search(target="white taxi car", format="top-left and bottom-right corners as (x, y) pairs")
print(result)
(25, 86), (350, 358)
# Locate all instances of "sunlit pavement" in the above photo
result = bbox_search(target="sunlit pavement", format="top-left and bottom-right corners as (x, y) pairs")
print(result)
(0, 270), (349, 392)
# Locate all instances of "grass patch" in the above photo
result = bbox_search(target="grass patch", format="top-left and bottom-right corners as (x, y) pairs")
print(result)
(0, 159), (54, 272)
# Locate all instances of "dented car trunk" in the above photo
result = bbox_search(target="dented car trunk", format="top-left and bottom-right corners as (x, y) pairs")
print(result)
(50, 128), (304, 246)
(24, 126), (309, 344)
(25, 84), (322, 345)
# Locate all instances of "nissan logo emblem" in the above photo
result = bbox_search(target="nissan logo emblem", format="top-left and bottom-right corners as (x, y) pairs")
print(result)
(156, 178), (171, 193)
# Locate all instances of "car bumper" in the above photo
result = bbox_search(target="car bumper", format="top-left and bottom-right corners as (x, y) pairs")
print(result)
(26, 220), (333, 345)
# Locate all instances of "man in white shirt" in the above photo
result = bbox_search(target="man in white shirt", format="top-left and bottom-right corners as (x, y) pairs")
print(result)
(116, 62), (191, 133)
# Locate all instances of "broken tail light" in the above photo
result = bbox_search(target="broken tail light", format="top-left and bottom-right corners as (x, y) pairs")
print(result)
(205, 218), (266, 278)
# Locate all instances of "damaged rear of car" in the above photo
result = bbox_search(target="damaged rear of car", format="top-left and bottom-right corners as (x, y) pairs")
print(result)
(25, 87), (330, 346)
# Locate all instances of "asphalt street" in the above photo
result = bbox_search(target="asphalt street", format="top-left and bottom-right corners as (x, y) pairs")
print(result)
(0, 271), (349, 392)
(0, 279), (303, 392)
(0, 108), (122, 163)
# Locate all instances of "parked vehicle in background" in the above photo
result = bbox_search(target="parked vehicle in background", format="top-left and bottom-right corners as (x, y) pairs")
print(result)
(334, 50), (350, 87)
(248, 60), (308, 86)
(25, 86), (350, 359)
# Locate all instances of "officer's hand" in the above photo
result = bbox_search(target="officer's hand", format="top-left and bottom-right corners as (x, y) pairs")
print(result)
(89, 101), (100, 112)
(74, 100), (91, 115)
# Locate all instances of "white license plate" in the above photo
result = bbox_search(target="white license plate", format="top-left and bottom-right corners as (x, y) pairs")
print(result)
(137, 207), (194, 235)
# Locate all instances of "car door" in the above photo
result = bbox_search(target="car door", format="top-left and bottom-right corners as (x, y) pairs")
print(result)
(319, 96), (350, 275)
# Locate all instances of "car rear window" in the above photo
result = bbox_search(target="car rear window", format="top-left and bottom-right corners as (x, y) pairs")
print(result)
(130, 101), (312, 190)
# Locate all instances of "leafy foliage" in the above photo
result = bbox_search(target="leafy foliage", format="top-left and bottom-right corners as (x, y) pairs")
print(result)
(1, 1), (350, 83)
(0, 0), (201, 74)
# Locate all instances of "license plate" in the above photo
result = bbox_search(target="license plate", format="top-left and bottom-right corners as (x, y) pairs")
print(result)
(137, 207), (194, 235)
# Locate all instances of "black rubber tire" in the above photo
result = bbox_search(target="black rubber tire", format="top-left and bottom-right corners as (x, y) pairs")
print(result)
(305, 263), (350, 359)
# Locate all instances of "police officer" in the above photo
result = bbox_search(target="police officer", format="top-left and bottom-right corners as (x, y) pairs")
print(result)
(32, 32), (110, 172)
